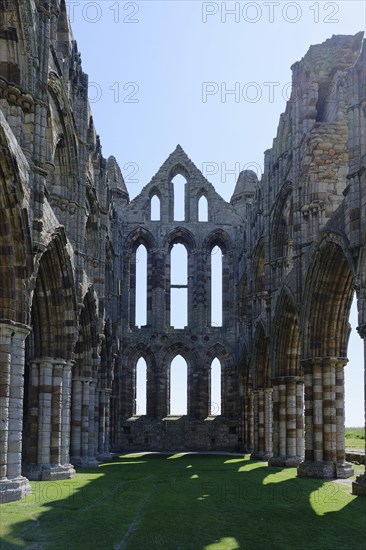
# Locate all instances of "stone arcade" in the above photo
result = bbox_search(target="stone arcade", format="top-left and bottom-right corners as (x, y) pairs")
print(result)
(0, 1), (366, 503)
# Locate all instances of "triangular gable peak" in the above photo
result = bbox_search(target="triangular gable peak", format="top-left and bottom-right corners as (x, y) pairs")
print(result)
(126, 145), (242, 225)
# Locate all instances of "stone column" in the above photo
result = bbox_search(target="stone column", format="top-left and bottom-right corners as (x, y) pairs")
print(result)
(270, 377), (304, 467)
(296, 380), (304, 461)
(251, 387), (273, 460)
(25, 358), (75, 481)
(109, 394), (118, 450)
(96, 389), (112, 460)
(248, 390), (254, 452)
(104, 390), (111, 455)
(271, 382), (280, 462)
(81, 378), (90, 460)
(97, 389), (105, 455)
(50, 364), (63, 465)
(71, 376), (98, 467)
(0, 324), (13, 482)
(251, 389), (260, 458)
(298, 358), (353, 479)
(60, 361), (74, 470)
(352, 324), (366, 496)
(0, 322), (32, 503)
(264, 388), (273, 459)
(71, 377), (82, 463)
(88, 380), (96, 461)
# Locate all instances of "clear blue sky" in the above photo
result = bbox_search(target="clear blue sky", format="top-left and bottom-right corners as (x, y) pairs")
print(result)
(66, 1), (365, 425)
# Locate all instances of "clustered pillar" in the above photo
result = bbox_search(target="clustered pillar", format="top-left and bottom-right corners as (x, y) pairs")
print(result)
(270, 377), (304, 467)
(0, 322), (32, 503)
(298, 358), (353, 479)
(251, 388), (273, 460)
(71, 377), (110, 465)
(96, 389), (112, 459)
(25, 358), (75, 481)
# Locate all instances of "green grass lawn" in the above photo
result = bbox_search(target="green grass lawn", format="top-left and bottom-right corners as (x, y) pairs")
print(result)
(345, 427), (365, 450)
(0, 454), (365, 550)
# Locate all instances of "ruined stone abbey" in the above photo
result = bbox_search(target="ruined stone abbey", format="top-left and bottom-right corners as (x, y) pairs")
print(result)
(0, 1), (366, 504)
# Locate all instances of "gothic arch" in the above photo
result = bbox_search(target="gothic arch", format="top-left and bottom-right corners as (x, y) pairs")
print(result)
(125, 227), (156, 252)
(301, 234), (355, 359)
(206, 343), (232, 368)
(125, 228), (156, 328)
(270, 183), (293, 261)
(47, 75), (80, 202)
(30, 229), (78, 360)
(74, 287), (100, 379)
(298, 233), (356, 478)
(0, 113), (32, 324)
(272, 286), (301, 378)
(160, 341), (199, 417)
(70, 287), (101, 466)
(251, 321), (272, 459)
(163, 227), (196, 252)
(270, 286), (304, 467)
(168, 163), (190, 182)
(203, 229), (232, 254)
(23, 229), (78, 479)
(121, 343), (156, 417)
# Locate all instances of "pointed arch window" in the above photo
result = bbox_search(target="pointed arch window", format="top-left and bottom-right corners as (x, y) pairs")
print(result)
(135, 244), (147, 327)
(211, 245), (223, 327)
(170, 354), (187, 415)
(150, 194), (160, 221)
(135, 357), (147, 415)
(170, 243), (188, 328)
(210, 358), (222, 415)
(172, 174), (186, 221)
(198, 195), (208, 222)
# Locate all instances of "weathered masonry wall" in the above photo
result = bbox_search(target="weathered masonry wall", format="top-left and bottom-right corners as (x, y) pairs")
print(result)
(0, 0), (365, 503)
(115, 146), (245, 452)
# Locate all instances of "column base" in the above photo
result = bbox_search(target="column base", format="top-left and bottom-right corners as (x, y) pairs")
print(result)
(96, 452), (113, 462)
(352, 473), (366, 496)
(297, 460), (354, 479)
(250, 451), (273, 461)
(25, 463), (76, 481)
(336, 462), (354, 479)
(71, 457), (99, 468)
(0, 476), (32, 504)
(269, 455), (303, 468)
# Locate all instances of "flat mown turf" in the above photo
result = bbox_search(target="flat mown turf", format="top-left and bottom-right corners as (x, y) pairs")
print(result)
(0, 454), (365, 550)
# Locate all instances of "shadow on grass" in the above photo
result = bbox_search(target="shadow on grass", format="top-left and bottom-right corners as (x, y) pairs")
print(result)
(0, 454), (365, 550)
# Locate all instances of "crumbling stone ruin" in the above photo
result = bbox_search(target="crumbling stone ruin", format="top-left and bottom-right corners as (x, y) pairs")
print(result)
(0, 1), (365, 503)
